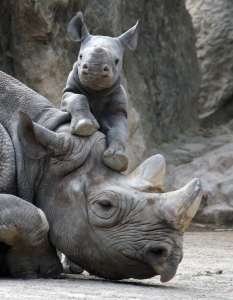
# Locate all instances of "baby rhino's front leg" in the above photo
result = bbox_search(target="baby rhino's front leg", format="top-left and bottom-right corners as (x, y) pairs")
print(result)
(61, 92), (99, 136)
(101, 113), (128, 172)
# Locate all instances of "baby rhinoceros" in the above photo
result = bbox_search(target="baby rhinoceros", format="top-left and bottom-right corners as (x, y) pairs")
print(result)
(61, 11), (139, 172)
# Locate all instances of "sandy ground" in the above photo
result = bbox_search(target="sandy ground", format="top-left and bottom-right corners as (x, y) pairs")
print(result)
(0, 231), (232, 300)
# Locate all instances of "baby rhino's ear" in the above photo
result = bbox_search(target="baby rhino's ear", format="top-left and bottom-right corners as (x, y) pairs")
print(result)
(118, 20), (140, 50)
(68, 11), (90, 42)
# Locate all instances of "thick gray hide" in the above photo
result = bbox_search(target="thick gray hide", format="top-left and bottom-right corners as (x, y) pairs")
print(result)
(0, 71), (202, 282)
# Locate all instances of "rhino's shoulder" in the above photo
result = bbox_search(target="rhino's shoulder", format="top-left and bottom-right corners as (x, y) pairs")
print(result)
(0, 71), (71, 131)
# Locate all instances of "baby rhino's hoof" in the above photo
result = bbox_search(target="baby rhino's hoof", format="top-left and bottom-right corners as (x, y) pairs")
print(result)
(102, 149), (128, 172)
(71, 118), (99, 136)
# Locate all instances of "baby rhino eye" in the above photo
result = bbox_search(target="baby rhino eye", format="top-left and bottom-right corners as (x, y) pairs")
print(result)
(115, 58), (119, 65)
(97, 200), (112, 209)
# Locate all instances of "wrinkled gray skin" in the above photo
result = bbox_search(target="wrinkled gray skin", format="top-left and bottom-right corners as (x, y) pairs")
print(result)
(61, 11), (139, 172)
(0, 71), (202, 282)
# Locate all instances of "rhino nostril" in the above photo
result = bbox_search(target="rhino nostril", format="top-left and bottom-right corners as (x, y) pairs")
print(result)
(83, 63), (88, 69)
(148, 249), (166, 262)
(151, 249), (164, 258)
(103, 65), (110, 72)
(145, 244), (170, 263)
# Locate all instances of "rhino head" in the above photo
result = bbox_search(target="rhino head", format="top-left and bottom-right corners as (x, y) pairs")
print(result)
(18, 112), (202, 282)
(67, 11), (139, 90)
(78, 158), (202, 282)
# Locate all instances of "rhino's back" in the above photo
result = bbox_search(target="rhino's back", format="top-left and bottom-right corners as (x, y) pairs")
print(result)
(0, 122), (16, 194)
(0, 71), (70, 131)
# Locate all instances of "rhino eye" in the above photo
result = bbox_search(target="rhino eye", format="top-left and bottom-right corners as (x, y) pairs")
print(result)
(97, 200), (112, 210)
(115, 58), (119, 65)
(88, 191), (125, 227)
(79, 54), (83, 60)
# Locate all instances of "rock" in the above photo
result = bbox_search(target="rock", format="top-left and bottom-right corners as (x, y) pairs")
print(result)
(0, 0), (84, 107)
(118, 0), (200, 152)
(0, 0), (200, 171)
(181, 143), (205, 152)
(125, 100), (146, 173)
(172, 149), (189, 155)
(186, 0), (233, 126)
(170, 143), (233, 225)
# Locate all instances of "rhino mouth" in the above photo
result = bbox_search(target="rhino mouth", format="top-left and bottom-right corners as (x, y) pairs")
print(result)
(82, 252), (159, 280)
(81, 71), (110, 77)
(120, 252), (160, 279)
(121, 244), (178, 282)
(146, 256), (177, 283)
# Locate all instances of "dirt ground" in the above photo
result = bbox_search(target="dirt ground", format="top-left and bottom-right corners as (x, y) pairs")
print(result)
(0, 230), (232, 300)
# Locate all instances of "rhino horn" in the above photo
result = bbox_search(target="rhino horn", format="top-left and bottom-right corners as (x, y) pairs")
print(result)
(17, 110), (71, 159)
(160, 178), (202, 232)
(127, 154), (165, 193)
(68, 11), (90, 42)
(118, 20), (140, 50)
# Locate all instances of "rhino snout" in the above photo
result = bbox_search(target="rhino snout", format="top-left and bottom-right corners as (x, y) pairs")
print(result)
(144, 241), (181, 283)
(81, 62), (111, 77)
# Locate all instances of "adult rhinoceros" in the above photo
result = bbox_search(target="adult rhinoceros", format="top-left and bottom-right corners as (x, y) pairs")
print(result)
(0, 70), (202, 282)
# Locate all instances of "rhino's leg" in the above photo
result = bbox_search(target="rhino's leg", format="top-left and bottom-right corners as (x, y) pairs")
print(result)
(62, 256), (84, 274)
(0, 194), (62, 279)
(101, 114), (128, 172)
(56, 251), (84, 274)
(61, 93), (99, 136)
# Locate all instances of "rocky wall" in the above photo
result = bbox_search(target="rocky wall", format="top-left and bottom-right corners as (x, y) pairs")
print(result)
(0, 0), (200, 171)
(170, 141), (233, 225)
(186, 0), (233, 126)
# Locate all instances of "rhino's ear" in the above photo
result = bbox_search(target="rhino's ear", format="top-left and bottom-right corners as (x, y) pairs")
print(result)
(17, 110), (71, 159)
(127, 154), (165, 193)
(67, 11), (90, 42)
(118, 20), (139, 50)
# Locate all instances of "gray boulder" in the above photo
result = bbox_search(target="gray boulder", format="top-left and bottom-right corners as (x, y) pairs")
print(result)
(186, 0), (233, 126)
(170, 142), (233, 225)
(0, 0), (200, 171)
